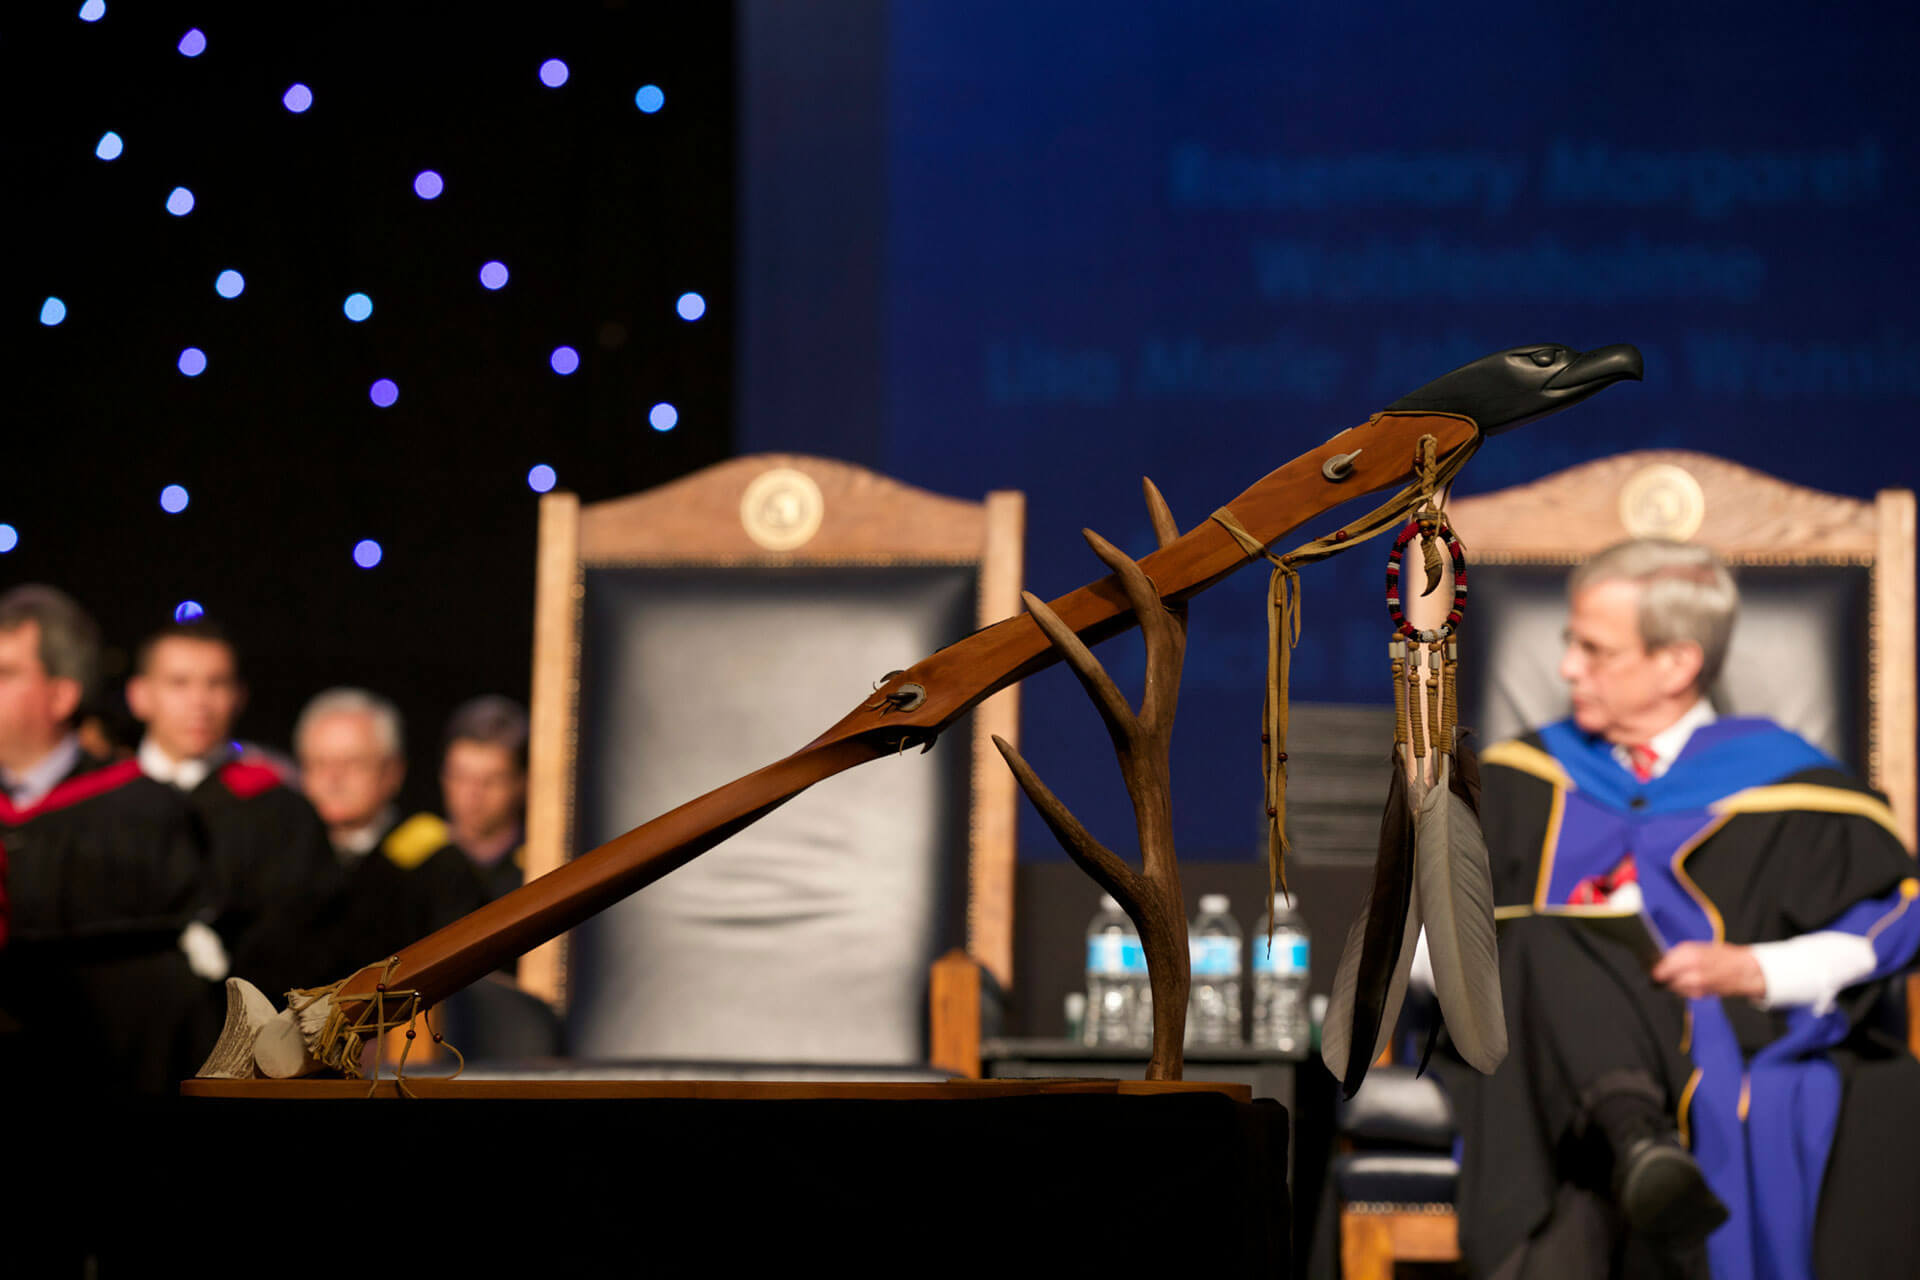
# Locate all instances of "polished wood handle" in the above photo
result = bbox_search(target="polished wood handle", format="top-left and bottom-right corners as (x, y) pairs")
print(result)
(333, 412), (1480, 1022)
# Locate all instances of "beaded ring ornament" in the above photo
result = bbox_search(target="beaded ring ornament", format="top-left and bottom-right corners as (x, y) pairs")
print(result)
(1385, 516), (1468, 641)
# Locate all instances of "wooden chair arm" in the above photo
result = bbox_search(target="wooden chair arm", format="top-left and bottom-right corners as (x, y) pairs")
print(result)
(1907, 972), (1920, 1062)
(929, 949), (983, 1078)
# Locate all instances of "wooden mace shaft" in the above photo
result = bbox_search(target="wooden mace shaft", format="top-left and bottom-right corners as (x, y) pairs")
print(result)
(332, 412), (1480, 1022)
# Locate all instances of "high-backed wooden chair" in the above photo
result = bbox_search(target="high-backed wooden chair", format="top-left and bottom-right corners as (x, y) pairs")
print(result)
(518, 455), (1024, 1078)
(1334, 450), (1916, 1279)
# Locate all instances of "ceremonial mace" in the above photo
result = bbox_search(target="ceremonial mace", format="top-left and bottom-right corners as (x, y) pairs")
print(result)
(202, 343), (1642, 1080)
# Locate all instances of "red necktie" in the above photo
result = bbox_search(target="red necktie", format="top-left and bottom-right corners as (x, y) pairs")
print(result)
(1626, 742), (1658, 783)
(1569, 854), (1640, 905)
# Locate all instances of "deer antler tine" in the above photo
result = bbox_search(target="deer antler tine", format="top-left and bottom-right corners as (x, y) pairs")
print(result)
(992, 735), (1140, 904)
(1140, 480), (1189, 632)
(1081, 530), (1178, 645)
(1141, 476), (1180, 551)
(1082, 528), (1186, 736)
(1020, 589), (1136, 746)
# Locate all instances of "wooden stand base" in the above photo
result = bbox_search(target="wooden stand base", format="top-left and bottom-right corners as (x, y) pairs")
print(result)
(181, 1075), (1254, 1101)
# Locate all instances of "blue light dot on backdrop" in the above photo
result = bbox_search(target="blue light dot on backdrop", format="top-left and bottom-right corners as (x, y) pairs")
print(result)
(414, 170), (443, 200)
(95, 131), (123, 160)
(676, 292), (706, 321)
(369, 378), (399, 407)
(79, 1), (105, 22)
(353, 539), (383, 569)
(174, 600), (204, 623)
(540, 58), (569, 88)
(178, 347), (207, 376)
(215, 269), (245, 298)
(283, 84), (313, 113)
(650, 402), (678, 432)
(635, 84), (665, 113)
(528, 464), (557, 493)
(160, 484), (189, 514)
(167, 187), (195, 216)
(550, 345), (580, 375)
(178, 28), (205, 56)
(0, 525), (16, 554)
(40, 297), (66, 326)
(343, 292), (372, 321)
(479, 261), (509, 290)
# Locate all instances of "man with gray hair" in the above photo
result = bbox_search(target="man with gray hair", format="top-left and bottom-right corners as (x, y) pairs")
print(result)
(295, 688), (484, 976)
(1450, 540), (1920, 1279)
(295, 687), (409, 858)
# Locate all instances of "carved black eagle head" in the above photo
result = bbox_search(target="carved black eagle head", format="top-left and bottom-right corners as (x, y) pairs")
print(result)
(1386, 343), (1643, 435)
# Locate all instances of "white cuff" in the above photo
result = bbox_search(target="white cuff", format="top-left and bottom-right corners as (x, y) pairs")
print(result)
(1748, 931), (1879, 1016)
(179, 920), (231, 983)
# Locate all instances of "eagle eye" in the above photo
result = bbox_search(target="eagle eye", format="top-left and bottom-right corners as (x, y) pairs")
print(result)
(1529, 348), (1562, 368)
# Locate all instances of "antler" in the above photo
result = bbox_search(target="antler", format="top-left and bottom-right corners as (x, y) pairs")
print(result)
(993, 479), (1194, 1081)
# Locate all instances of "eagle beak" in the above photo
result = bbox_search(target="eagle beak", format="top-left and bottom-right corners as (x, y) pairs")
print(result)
(1544, 343), (1644, 394)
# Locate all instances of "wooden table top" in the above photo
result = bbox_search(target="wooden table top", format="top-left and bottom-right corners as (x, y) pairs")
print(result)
(181, 1075), (1255, 1102)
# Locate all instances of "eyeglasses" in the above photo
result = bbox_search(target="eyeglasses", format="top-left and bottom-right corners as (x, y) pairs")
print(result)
(300, 754), (388, 775)
(1561, 629), (1650, 669)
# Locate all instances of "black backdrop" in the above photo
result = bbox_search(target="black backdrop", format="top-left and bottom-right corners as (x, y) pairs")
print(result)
(3, 3), (735, 814)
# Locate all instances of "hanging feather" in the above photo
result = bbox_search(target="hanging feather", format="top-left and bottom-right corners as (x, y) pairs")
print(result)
(1451, 725), (1482, 816)
(1322, 757), (1424, 1096)
(1414, 753), (1507, 1074)
(1411, 733), (1477, 1079)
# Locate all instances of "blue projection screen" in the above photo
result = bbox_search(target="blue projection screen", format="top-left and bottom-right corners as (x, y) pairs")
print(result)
(741, 2), (1920, 861)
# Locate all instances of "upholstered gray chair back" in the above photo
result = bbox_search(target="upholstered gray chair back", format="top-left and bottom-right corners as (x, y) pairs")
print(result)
(568, 566), (976, 1063)
(520, 456), (1027, 1071)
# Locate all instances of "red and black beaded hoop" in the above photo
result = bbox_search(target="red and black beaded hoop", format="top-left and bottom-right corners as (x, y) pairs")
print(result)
(1384, 516), (1468, 641)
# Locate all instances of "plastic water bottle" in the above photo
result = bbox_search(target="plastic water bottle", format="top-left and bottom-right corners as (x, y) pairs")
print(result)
(1084, 894), (1145, 1047)
(1130, 944), (1154, 1049)
(1186, 893), (1244, 1046)
(1252, 893), (1312, 1058)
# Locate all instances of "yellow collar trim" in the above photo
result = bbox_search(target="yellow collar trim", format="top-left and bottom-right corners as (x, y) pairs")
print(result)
(382, 811), (452, 869)
(1711, 783), (1902, 841)
(1480, 739), (1575, 790)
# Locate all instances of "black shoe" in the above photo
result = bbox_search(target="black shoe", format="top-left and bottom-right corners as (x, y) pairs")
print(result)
(1617, 1134), (1730, 1249)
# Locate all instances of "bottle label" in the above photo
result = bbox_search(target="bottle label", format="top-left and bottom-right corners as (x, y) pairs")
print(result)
(1088, 936), (1149, 976)
(1253, 937), (1308, 975)
(1191, 936), (1240, 977)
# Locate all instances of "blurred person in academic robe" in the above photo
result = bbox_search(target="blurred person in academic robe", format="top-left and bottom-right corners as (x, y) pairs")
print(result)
(295, 688), (486, 976)
(0, 586), (217, 1098)
(125, 619), (340, 999)
(1447, 541), (1920, 1280)
(436, 695), (528, 901)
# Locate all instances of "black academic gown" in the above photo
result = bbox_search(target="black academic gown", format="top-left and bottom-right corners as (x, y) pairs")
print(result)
(470, 837), (525, 903)
(1450, 719), (1920, 1280)
(318, 813), (488, 979)
(0, 755), (220, 1098)
(186, 759), (344, 998)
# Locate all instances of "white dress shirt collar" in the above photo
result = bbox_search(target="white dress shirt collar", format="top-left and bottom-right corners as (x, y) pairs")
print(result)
(137, 736), (231, 792)
(0, 733), (83, 809)
(333, 805), (397, 860)
(1612, 697), (1717, 781)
